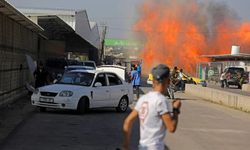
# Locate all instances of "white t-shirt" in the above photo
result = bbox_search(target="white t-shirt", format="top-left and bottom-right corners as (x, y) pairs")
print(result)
(178, 72), (183, 80)
(220, 72), (226, 80)
(135, 91), (171, 150)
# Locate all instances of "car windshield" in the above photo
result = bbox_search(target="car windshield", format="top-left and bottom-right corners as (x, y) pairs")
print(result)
(58, 72), (95, 86)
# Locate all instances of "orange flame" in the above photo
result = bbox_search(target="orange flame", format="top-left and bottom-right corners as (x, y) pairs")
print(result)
(135, 0), (250, 75)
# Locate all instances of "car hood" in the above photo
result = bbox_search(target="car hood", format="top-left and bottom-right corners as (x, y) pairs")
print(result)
(38, 84), (88, 93)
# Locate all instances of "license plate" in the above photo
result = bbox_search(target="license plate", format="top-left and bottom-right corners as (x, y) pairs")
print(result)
(39, 97), (54, 103)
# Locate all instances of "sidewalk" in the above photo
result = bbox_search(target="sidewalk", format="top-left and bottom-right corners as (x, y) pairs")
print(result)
(207, 84), (250, 97)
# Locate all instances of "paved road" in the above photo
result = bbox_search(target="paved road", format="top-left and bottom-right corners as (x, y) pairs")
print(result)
(0, 107), (139, 150)
(1, 87), (250, 150)
(166, 92), (250, 150)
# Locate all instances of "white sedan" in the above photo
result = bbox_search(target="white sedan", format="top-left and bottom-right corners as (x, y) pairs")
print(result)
(31, 69), (133, 113)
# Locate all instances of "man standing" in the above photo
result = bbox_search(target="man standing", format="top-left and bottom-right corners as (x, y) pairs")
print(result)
(137, 63), (142, 76)
(220, 71), (227, 88)
(177, 69), (185, 91)
(123, 64), (181, 150)
(171, 66), (178, 80)
(131, 65), (141, 100)
(33, 62), (49, 88)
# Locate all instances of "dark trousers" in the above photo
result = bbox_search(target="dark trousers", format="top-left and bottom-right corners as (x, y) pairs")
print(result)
(180, 80), (185, 91)
(221, 79), (227, 88)
(133, 85), (140, 100)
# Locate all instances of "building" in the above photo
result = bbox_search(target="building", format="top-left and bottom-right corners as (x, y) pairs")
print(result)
(104, 38), (144, 64)
(198, 46), (250, 82)
(19, 8), (101, 62)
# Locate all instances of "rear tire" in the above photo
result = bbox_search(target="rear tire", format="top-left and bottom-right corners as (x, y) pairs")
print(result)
(77, 98), (89, 114)
(116, 97), (128, 113)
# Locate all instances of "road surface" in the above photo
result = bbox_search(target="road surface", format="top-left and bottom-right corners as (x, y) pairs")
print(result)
(1, 87), (250, 150)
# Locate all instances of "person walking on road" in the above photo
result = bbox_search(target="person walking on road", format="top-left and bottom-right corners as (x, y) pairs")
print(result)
(123, 64), (181, 150)
(130, 65), (141, 100)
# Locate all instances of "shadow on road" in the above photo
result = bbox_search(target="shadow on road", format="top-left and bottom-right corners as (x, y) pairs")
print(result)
(34, 107), (133, 116)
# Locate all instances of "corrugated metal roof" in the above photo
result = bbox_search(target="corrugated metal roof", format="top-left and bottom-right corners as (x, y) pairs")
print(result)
(0, 1), (43, 32)
(38, 16), (74, 35)
(19, 8), (76, 16)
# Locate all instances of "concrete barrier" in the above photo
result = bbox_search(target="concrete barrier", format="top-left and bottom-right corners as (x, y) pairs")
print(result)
(185, 84), (250, 113)
(242, 84), (250, 92)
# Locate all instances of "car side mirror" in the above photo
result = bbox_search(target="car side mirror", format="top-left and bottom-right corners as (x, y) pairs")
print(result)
(94, 82), (102, 87)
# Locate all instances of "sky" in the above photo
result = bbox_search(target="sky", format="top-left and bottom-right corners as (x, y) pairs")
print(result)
(7, 0), (250, 39)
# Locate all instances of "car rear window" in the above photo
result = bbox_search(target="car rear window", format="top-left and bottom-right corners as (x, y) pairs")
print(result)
(227, 68), (244, 74)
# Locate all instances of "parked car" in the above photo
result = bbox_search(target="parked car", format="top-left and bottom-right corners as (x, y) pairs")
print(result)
(31, 69), (133, 114)
(64, 65), (95, 72)
(224, 67), (248, 88)
(97, 65), (129, 82)
(78, 61), (97, 69)
(45, 58), (82, 82)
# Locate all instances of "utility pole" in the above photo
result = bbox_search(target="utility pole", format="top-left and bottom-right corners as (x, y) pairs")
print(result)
(100, 25), (107, 63)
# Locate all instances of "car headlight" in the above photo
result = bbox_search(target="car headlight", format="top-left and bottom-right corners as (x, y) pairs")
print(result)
(59, 91), (73, 97)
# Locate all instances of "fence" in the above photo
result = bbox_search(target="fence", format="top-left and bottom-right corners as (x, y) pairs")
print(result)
(0, 12), (38, 106)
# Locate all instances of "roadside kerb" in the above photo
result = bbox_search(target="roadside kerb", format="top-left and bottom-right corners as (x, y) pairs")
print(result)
(185, 84), (250, 113)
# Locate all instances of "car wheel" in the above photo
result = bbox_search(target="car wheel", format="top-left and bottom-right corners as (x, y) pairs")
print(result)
(39, 107), (46, 112)
(77, 98), (89, 114)
(116, 96), (128, 113)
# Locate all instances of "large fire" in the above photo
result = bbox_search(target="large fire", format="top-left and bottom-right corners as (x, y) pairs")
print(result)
(134, 0), (250, 75)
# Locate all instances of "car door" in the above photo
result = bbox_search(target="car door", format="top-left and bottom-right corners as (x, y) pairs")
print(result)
(106, 73), (125, 107)
(92, 73), (110, 107)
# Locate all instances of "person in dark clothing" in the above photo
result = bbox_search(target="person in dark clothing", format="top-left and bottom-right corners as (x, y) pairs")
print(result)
(33, 62), (49, 88)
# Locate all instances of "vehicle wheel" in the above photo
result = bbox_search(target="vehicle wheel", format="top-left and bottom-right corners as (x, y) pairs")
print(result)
(116, 97), (128, 113)
(39, 107), (46, 112)
(77, 98), (89, 114)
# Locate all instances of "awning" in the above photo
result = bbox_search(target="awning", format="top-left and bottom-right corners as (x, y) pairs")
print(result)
(0, 1), (43, 32)
(38, 16), (75, 40)
(202, 53), (250, 61)
(37, 15), (98, 51)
